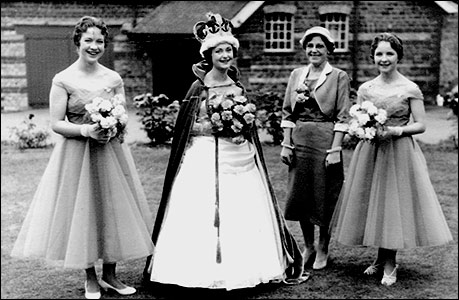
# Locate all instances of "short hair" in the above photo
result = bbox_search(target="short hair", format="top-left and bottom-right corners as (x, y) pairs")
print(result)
(73, 16), (109, 48)
(302, 33), (335, 54)
(202, 45), (238, 64)
(370, 32), (404, 62)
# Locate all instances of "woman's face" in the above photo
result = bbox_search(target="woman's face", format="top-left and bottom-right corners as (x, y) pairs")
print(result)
(305, 36), (328, 67)
(373, 41), (398, 74)
(78, 27), (105, 63)
(211, 43), (233, 70)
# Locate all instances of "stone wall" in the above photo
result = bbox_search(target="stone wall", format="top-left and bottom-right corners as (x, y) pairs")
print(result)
(1, 1), (158, 111)
(237, 1), (454, 103)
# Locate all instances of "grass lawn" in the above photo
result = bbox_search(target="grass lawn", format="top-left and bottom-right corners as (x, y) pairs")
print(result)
(1, 140), (457, 299)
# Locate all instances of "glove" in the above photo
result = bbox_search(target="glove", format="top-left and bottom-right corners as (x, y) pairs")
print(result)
(378, 126), (403, 140)
(81, 124), (111, 143)
(280, 145), (294, 166)
(325, 151), (341, 166)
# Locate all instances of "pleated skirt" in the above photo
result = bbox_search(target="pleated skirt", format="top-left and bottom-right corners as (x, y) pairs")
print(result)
(11, 137), (155, 268)
(330, 136), (453, 249)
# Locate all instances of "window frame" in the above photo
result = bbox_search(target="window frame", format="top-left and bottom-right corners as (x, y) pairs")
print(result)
(263, 5), (297, 53)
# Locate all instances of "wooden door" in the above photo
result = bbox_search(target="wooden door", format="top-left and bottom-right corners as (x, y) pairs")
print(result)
(16, 25), (116, 108)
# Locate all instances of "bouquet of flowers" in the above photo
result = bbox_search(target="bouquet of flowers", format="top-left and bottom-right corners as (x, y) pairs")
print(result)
(207, 93), (257, 144)
(348, 100), (388, 142)
(295, 82), (311, 103)
(84, 94), (128, 142)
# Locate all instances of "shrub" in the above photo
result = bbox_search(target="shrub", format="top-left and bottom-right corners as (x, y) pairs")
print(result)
(248, 89), (284, 145)
(133, 93), (180, 146)
(9, 114), (51, 149)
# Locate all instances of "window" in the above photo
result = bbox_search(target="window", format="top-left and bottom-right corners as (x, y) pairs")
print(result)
(263, 5), (296, 53)
(318, 5), (351, 52)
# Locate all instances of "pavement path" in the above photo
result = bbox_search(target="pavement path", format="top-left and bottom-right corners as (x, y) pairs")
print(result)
(1, 105), (455, 145)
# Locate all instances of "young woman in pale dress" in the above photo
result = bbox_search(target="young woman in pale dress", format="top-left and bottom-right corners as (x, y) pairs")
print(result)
(11, 16), (155, 299)
(144, 13), (305, 290)
(330, 32), (453, 286)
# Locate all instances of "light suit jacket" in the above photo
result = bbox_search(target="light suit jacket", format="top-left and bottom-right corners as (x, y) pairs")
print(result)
(281, 62), (350, 132)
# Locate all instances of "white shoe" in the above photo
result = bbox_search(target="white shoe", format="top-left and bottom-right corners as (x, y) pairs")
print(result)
(312, 252), (328, 270)
(381, 264), (399, 286)
(99, 279), (136, 295)
(84, 281), (101, 299)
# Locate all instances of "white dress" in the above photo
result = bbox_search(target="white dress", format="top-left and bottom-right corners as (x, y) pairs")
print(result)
(149, 93), (288, 290)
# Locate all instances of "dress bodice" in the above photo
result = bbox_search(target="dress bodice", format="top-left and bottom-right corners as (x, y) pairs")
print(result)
(357, 78), (423, 127)
(52, 71), (123, 124)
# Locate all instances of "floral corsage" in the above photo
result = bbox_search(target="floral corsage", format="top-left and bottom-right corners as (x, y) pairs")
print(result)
(295, 82), (311, 103)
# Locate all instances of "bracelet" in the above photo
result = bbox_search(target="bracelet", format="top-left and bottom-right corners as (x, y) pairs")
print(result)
(326, 146), (342, 153)
(281, 142), (295, 150)
(80, 124), (90, 137)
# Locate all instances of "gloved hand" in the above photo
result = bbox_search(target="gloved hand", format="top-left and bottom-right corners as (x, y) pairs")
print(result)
(81, 124), (111, 144)
(378, 126), (403, 141)
(280, 146), (294, 166)
(325, 151), (341, 167)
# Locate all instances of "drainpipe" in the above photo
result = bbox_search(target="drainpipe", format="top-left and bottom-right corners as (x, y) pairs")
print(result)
(351, 0), (360, 91)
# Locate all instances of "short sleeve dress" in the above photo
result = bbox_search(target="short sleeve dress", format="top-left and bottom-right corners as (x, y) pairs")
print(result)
(11, 70), (155, 269)
(330, 78), (453, 249)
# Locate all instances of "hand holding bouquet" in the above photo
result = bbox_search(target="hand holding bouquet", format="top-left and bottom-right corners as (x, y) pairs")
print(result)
(348, 100), (388, 142)
(84, 94), (128, 143)
(207, 93), (257, 144)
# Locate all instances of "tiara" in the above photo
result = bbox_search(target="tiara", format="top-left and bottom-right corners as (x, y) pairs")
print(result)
(193, 12), (239, 57)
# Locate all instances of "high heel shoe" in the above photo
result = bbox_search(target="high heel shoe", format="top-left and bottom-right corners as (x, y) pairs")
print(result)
(98, 279), (136, 295)
(312, 251), (328, 270)
(302, 248), (316, 267)
(84, 281), (101, 299)
(381, 264), (399, 286)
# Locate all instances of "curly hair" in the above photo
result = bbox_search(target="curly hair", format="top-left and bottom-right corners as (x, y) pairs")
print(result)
(73, 16), (109, 48)
(370, 32), (403, 62)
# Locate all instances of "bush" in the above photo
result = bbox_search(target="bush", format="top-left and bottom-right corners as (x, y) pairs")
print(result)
(248, 89), (284, 145)
(133, 93), (180, 146)
(9, 114), (51, 149)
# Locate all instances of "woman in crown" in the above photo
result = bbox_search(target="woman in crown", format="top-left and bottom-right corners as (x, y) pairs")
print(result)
(144, 13), (306, 290)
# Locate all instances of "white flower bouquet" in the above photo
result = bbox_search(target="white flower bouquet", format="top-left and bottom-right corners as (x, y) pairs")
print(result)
(84, 94), (128, 142)
(207, 93), (257, 144)
(348, 100), (388, 142)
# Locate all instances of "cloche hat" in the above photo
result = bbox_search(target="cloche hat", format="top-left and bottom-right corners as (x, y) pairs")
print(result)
(299, 26), (335, 52)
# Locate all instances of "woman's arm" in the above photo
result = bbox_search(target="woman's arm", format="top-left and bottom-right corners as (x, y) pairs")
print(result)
(49, 83), (85, 137)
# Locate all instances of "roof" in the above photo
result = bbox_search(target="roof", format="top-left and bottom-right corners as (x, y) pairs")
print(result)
(131, 1), (261, 34)
(435, 1), (458, 13)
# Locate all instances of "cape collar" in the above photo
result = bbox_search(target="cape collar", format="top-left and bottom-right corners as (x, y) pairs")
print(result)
(191, 60), (241, 87)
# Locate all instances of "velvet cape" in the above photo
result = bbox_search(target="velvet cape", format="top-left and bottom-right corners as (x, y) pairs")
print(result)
(144, 61), (303, 280)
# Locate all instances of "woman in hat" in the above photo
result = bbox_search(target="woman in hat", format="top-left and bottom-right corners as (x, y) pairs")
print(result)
(279, 26), (351, 270)
(144, 12), (305, 290)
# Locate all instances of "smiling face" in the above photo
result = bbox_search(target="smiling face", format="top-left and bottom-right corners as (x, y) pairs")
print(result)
(77, 27), (105, 64)
(211, 43), (234, 70)
(305, 36), (329, 67)
(373, 41), (399, 74)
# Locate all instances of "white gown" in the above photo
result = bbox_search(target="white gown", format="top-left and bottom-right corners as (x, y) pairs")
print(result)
(149, 98), (288, 290)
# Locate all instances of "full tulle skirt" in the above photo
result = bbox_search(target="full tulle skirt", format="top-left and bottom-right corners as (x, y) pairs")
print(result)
(330, 136), (453, 249)
(11, 137), (155, 269)
(150, 136), (286, 290)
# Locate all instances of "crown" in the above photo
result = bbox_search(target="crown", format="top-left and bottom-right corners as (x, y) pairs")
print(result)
(193, 12), (240, 57)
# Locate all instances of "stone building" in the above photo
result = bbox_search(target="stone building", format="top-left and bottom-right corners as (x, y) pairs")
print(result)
(1, 1), (457, 111)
